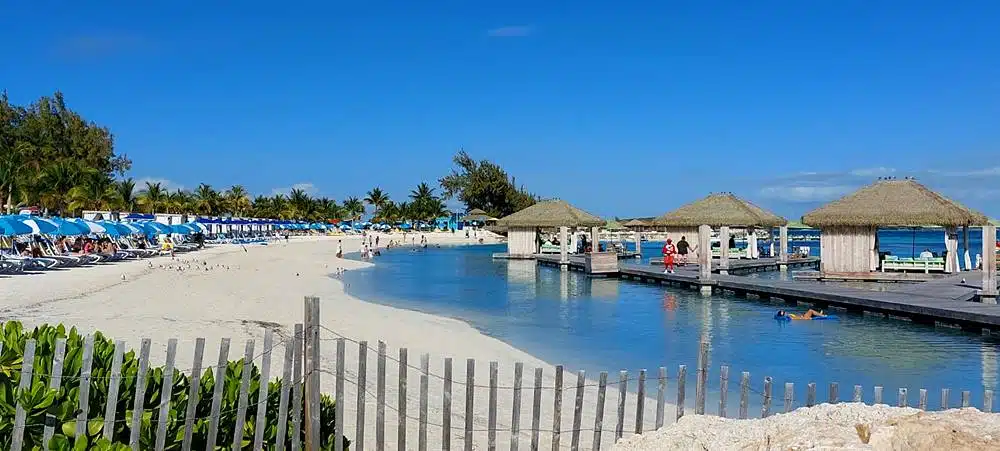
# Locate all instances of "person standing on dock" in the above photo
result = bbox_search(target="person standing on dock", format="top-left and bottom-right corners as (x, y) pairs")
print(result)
(676, 236), (691, 266)
(662, 238), (677, 274)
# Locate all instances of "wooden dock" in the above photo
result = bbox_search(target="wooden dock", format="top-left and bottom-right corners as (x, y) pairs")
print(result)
(618, 263), (998, 331)
(502, 252), (999, 330)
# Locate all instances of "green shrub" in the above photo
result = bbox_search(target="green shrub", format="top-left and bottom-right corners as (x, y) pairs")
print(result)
(0, 321), (348, 450)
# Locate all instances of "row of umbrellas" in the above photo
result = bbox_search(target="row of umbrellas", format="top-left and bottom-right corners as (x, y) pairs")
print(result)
(0, 215), (206, 237)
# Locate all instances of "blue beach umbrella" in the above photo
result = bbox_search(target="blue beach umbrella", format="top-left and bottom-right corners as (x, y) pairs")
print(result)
(138, 221), (171, 235)
(169, 224), (196, 235)
(98, 221), (132, 237)
(47, 217), (88, 236)
(0, 217), (34, 236)
(13, 215), (59, 234)
(68, 218), (108, 234)
(119, 222), (143, 234)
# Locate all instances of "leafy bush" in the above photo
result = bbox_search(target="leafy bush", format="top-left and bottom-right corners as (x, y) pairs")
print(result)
(0, 321), (348, 450)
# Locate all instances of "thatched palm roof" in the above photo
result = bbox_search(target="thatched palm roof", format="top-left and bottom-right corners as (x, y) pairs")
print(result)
(802, 179), (989, 228)
(464, 208), (496, 222)
(652, 193), (787, 227)
(605, 219), (625, 230)
(785, 220), (813, 229)
(496, 200), (604, 228)
(623, 218), (650, 228)
(991, 218), (1000, 227)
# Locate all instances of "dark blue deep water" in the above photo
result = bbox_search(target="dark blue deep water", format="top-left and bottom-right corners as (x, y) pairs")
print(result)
(342, 236), (998, 410)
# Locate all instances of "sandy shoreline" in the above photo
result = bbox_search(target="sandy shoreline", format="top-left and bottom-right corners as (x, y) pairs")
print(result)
(0, 233), (666, 449)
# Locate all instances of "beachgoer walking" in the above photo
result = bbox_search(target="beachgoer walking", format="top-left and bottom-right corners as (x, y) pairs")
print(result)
(336, 240), (343, 259)
(376, 235), (380, 247)
(676, 236), (690, 266)
(662, 239), (677, 274)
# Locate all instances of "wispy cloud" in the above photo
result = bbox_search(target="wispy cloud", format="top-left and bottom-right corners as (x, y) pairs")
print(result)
(487, 26), (533, 38)
(51, 33), (150, 61)
(134, 177), (184, 191)
(849, 167), (896, 177)
(758, 185), (855, 203)
(271, 182), (319, 196)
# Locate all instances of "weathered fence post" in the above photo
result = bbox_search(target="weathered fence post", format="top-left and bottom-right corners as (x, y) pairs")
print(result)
(466, 359), (475, 451)
(304, 296), (321, 451)
(739, 372), (750, 419)
(571, 370), (585, 451)
(444, 357), (454, 451)
(103, 340), (126, 441)
(255, 331), (276, 451)
(985, 389), (994, 413)
(488, 361), (498, 451)
(593, 372), (608, 450)
(676, 365), (687, 420)
(551, 365), (563, 451)
(806, 382), (816, 407)
(695, 341), (708, 415)
(399, 348), (410, 451)
(10, 339), (36, 451)
(356, 341), (368, 451)
(962, 390), (971, 407)
(853, 385), (863, 403)
(157, 339), (178, 451)
(656, 366), (667, 428)
(231, 340), (255, 451)
(334, 338), (346, 451)
(76, 334), (96, 440)
(130, 339), (151, 450)
(898, 388), (907, 408)
(276, 337), (296, 451)
(918, 389), (928, 411)
(42, 339), (67, 449)
(719, 366), (729, 418)
(377, 341), (387, 451)
(511, 362), (523, 451)
(828, 382), (839, 404)
(635, 369), (646, 434)
(290, 325), (305, 451)
(182, 338), (205, 451)
(761, 377), (773, 418)
(874, 386), (883, 405)
(420, 354), (430, 451)
(531, 367), (543, 451)
(783, 382), (794, 413)
(615, 371), (627, 440)
(941, 388), (950, 410)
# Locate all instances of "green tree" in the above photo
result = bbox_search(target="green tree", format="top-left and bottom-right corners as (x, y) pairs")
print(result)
(66, 170), (116, 215)
(365, 187), (389, 219)
(115, 177), (137, 212)
(224, 185), (251, 216)
(343, 196), (364, 220)
(439, 150), (537, 217)
(36, 160), (82, 215)
(137, 181), (166, 214)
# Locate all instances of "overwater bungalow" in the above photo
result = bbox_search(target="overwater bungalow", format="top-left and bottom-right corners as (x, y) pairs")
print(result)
(495, 200), (604, 258)
(651, 192), (788, 273)
(802, 179), (995, 297)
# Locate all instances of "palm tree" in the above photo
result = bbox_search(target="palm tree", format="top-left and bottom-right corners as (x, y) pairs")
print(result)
(288, 189), (312, 219)
(37, 160), (82, 215)
(343, 196), (364, 220)
(0, 142), (36, 214)
(137, 181), (166, 214)
(166, 190), (193, 214)
(365, 187), (389, 218)
(115, 178), (137, 212)
(410, 182), (435, 203)
(66, 170), (116, 215)
(193, 183), (218, 215)
(223, 185), (251, 216)
(251, 195), (271, 218)
(270, 194), (291, 219)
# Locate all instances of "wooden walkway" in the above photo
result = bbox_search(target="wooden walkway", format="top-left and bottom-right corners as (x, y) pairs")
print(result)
(619, 263), (998, 330)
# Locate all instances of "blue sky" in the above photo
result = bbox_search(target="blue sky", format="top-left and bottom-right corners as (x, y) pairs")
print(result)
(3, 1), (999, 218)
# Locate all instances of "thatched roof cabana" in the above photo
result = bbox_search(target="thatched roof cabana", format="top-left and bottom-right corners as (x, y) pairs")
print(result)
(623, 219), (650, 228)
(464, 208), (496, 222)
(652, 192), (787, 227)
(604, 219), (625, 231)
(802, 179), (989, 227)
(496, 200), (604, 228)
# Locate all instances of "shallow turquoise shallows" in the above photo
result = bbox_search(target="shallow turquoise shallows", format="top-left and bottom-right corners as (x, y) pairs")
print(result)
(342, 243), (999, 411)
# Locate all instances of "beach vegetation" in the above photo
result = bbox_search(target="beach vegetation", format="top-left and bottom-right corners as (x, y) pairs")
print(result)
(439, 150), (537, 218)
(0, 321), (349, 450)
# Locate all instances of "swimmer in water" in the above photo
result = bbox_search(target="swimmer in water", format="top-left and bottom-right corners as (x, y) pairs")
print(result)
(782, 309), (826, 320)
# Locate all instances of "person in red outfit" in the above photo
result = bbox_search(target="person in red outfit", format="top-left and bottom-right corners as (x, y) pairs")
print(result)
(662, 239), (677, 274)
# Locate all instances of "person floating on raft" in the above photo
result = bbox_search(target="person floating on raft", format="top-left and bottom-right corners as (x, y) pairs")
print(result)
(775, 309), (828, 320)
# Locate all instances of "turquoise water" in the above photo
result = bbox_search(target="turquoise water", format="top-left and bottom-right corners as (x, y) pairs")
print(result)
(342, 243), (1000, 410)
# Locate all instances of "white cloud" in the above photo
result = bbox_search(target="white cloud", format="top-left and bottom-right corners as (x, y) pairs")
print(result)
(134, 177), (184, 191)
(271, 182), (319, 196)
(758, 185), (855, 202)
(487, 26), (533, 37)
(939, 167), (1000, 177)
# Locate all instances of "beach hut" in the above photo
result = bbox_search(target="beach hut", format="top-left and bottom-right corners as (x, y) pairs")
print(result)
(652, 192), (788, 277)
(495, 200), (604, 258)
(802, 179), (991, 283)
(623, 218), (651, 231)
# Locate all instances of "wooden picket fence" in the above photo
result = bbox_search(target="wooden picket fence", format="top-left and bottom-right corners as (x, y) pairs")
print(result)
(6, 296), (998, 451)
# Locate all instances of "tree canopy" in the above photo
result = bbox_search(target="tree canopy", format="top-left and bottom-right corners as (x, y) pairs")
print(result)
(439, 150), (537, 218)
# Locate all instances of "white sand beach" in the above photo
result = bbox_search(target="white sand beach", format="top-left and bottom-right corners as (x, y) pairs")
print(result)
(0, 233), (666, 450)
